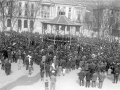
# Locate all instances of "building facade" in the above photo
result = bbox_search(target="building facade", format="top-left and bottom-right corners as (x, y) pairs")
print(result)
(0, 0), (87, 33)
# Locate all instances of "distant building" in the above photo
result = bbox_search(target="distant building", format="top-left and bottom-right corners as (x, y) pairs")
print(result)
(0, 0), (87, 33)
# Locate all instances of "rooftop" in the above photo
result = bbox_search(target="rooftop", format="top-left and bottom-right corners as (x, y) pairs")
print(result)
(42, 11), (81, 26)
(51, 0), (80, 6)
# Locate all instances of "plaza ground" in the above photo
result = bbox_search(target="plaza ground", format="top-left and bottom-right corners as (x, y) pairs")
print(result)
(0, 63), (120, 90)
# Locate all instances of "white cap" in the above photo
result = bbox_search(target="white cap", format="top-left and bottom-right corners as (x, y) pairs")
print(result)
(52, 70), (55, 73)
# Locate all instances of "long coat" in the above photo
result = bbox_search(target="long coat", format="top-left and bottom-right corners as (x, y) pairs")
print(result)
(86, 71), (92, 81)
(78, 71), (85, 80)
(92, 72), (98, 81)
(98, 73), (106, 82)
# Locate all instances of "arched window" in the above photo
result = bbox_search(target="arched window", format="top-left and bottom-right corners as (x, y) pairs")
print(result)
(24, 20), (28, 28)
(7, 19), (11, 27)
(30, 20), (34, 28)
(18, 19), (22, 28)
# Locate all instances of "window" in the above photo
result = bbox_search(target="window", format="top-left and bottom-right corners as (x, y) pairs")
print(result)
(25, 10), (27, 16)
(24, 20), (28, 28)
(41, 5), (50, 18)
(6, 1), (10, 6)
(19, 10), (21, 16)
(31, 10), (34, 17)
(41, 11), (50, 18)
(30, 20), (34, 28)
(18, 19), (22, 28)
(77, 13), (81, 22)
(69, 8), (71, 12)
(58, 7), (60, 11)
(7, 19), (11, 27)
(31, 4), (34, 9)
(19, 12), (21, 16)
(57, 7), (60, 15)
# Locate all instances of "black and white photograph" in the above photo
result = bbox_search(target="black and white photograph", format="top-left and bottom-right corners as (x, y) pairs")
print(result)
(0, 0), (120, 90)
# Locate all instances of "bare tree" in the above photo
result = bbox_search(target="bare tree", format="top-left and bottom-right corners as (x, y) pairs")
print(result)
(0, 0), (8, 31)
(7, 0), (19, 31)
(108, 0), (120, 37)
(91, 0), (106, 38)
(25, 0), (42, 33)
(84, 11), (94, 30)
(0, 0), (20, 31)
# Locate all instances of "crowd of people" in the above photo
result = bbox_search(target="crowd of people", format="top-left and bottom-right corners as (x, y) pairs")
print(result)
(0, 31), (120, 90)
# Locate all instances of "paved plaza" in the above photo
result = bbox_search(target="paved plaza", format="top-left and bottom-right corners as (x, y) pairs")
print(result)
(0, 63), (120, 90)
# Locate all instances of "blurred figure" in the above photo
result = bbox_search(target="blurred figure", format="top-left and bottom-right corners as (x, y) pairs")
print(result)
(78, 70), (85, 86)
(17, 56), (23, 70)
(1, 57), (5, 70)
(45, 63), (50, 77)
(58, 65), (62, 76)
(62, 68), (66, 76)
(85, 70), (92, 88)
(50, 75), (56, 90)
(98, 71), (106, 89)
(107, 67), (112, 77)
(91, 72), (98, 88)
(5, 59), (11, 75)
(27, 54), (33, 75)
(40, 69), (44, 81)
(45, 79), (49, 90)
(113, 67), (119, 84)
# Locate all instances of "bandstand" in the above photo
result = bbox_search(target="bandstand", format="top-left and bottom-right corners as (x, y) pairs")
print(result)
(41, 11), (81, 45)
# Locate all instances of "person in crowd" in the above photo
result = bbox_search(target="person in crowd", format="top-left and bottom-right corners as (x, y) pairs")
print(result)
(2, 49), (8, 60)
(45, 79), (49, 90)
(25, 55), (29, 70)
(1, 57), (5, 70)
(113, 66), (120, 84)
(78, 70), (85, 86)
(85, 70), (92, 88)
(62, 67), (66, 76)
(41, 69), (44, 81)
(50, 74), (56, 90)
(91, 71), (98, 88)
(58, 65), (62, 76)
(17, 56), (23, 70)
(98, 71), (106, 89)
(45, 63), (50, 77)
(107, 67), (112, 77)
(27, 54), (33, 75)
(5, 59), (11, 75)
(12, 50), (17, 63)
